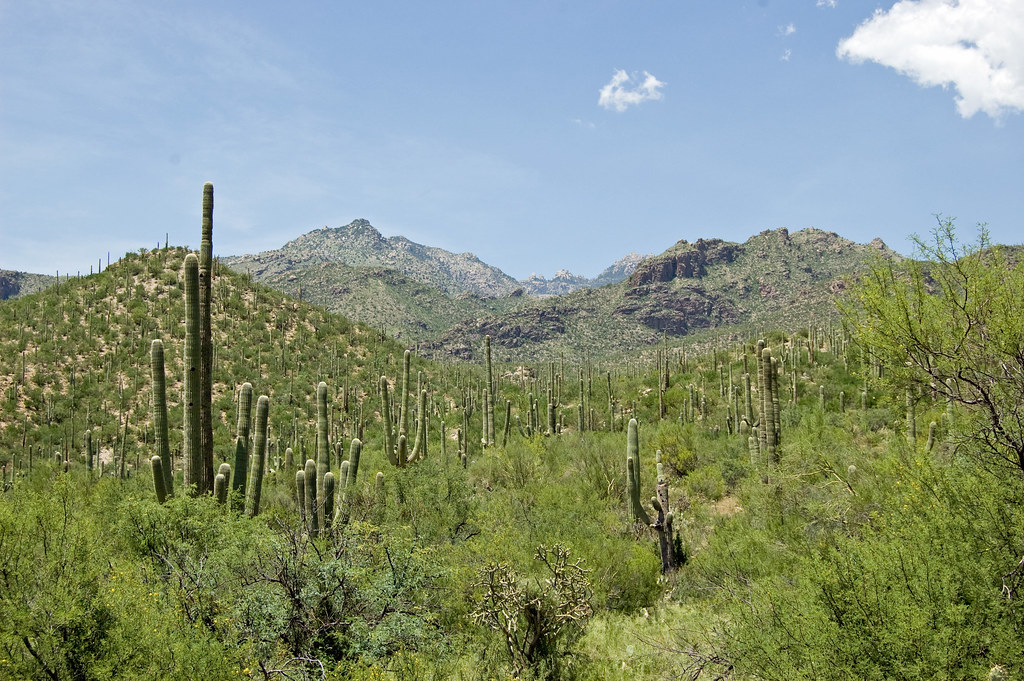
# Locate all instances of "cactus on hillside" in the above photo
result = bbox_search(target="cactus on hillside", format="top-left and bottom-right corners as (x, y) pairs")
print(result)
(316, 381), (330, 524)
(304, 459), (319, 535)
(232, 382), (253, 509)
(245, 395), (269, 516)
(150, 340), (173, 495)
(199, 181), (215, 494)
(295, 469), (307, 523)
(151, 456), (167, 503)
(625, 418), (651, 525)
(380, 375), (397, 466)
(323, 472), (335, 531)
(182, 253), (202, 495)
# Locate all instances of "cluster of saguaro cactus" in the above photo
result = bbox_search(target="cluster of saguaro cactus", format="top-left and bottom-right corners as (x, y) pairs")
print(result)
(380, 350), (421, 466)
(295, 432), (366, 534)
(150, 183), (276, 512)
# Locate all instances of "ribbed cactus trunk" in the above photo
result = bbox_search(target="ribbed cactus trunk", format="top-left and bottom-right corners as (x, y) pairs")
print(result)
(380, 376), (397, 466)
(626, 418), (651, 525)
(295, 469), (306, 524)
(151, 339), (173, 496)
(199, 182), (215, 495)
(502, 399), (512, 447)
(304, 459), (319, 535)
(761, 347), (777, 465)
(151, 456), (168, 503)
(84, 429), (94, 476)
(652, 454), (676, 574)
(756, 340), (766, 457)
(316, 381), (330, 525)
(182, 253), (202, 495)
(246, 395), (269, 517)
(484, 334), (494, 398)
(477, 388), (487, 448)
(231, 382), (252, 510)
(323, 472), (335, 531)
(411, 388), (427, 460)
(399, 349), (412, 438)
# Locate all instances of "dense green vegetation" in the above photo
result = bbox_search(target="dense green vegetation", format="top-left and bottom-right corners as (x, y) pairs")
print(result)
(0, 220), (1022, 680)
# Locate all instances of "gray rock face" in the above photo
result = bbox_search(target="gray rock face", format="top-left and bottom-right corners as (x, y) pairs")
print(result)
(222, 219), (520, 297)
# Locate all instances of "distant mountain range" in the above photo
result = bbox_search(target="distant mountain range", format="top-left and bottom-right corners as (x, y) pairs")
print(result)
(222, 219), (647, 298)
(423, 227), (896, 361)
(222, 219), (520, 298)
(220, 219), (650, 341)
(219, 220), (893, 358)
(2, 220), (896, 360)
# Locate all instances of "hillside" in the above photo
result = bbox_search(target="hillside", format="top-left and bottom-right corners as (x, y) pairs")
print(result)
(425, 227), (896, 361)
(0, 269), (56, 300)
(218, 258), (525, 343)
(222, 219), (520, 297)
(0, 247), (411, 465)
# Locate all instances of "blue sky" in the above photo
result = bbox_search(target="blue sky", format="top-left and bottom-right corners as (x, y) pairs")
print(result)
(2, 1), (1022, 280)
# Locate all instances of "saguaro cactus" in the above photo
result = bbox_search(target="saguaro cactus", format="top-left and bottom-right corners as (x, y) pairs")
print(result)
(380, 375), (397, 466)
(399, 350), (412, 437)
(151, 456), (167, 503)
(761, 347), (778, 465)
(151, 339), (173, 496)
(199, 182), (215, 494)
(182, 254), (202, 495)
(231, 382), (253, 509)
(412, 388), (427, 459)
(246, 395), (270, 517)
(651, 452), (676, 574)
(304, 459), (319, 535)
(316, 381), (331, 523)
(625, 418), (651, 525)
(295, 469), (307, 523)
(323, 472), (336, 531)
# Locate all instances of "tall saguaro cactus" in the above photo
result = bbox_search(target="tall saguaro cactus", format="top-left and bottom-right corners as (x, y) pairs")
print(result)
(199, 182), (215, 494)
(625, 418), (651, 525)
(316, 381), (331, 524)
(231, 382), (253, 509)
(182, 253), (202, 495)
(151, 339), (173, 496)
(246, 395), (270, 516)
(380, 375), (397, 466)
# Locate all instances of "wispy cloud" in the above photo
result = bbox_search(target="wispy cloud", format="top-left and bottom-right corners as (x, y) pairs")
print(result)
(779, 23), (796, 37)
(781, 49), (792, 62)
(817, 0), (838, 8)
(598, 69), (665, 112)
(837, 0), (1024, 119)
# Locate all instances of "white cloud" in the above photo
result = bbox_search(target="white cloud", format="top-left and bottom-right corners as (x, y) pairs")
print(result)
(780, 23), (796, 36)
(781, 49), (792, 62)
(598, 69), (665, 112)
(837, 0), (1024, 118)
(817, 0), (838, 8)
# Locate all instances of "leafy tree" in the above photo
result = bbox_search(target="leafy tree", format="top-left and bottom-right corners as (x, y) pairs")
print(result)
(843, 217), (1024, 474)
